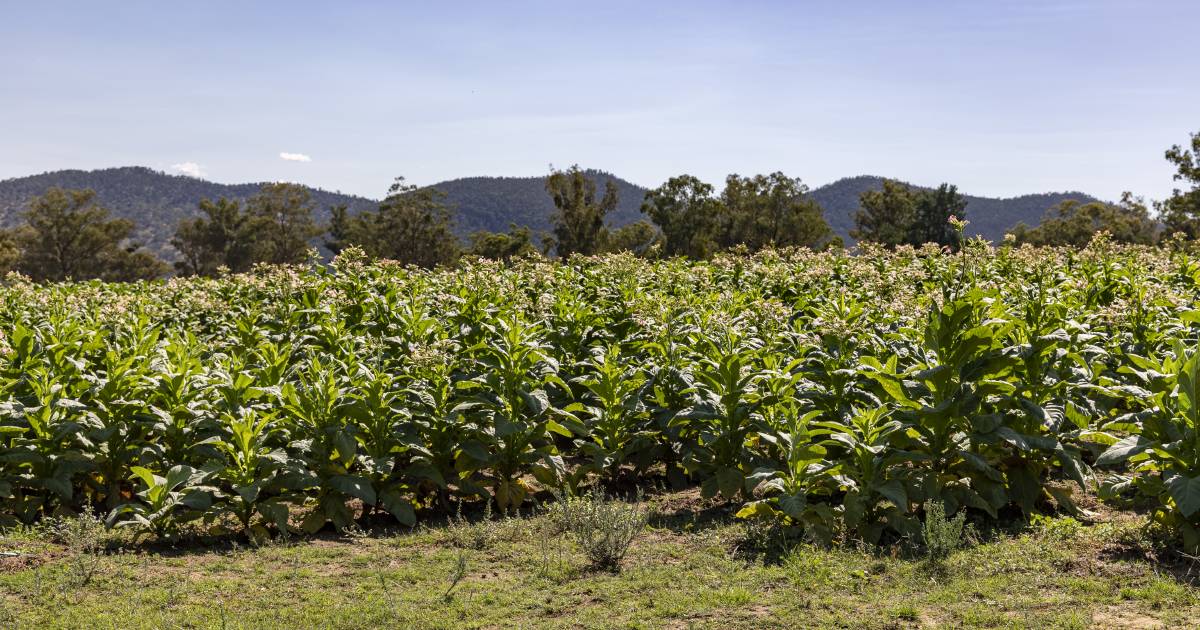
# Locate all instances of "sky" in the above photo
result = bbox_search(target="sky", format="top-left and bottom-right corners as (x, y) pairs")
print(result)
(0, 1), (1196, 202)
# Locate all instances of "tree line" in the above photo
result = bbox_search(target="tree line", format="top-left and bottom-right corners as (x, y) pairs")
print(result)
(1, 129), (1198, 282)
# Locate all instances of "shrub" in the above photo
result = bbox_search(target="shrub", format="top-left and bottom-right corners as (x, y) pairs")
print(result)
(921, 500), (967, 565)
(554, 488), (647, 570)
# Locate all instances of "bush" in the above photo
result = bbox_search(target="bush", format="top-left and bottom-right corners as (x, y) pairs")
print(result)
(922, 500), (967, 565)
(553, 488), (648, 571)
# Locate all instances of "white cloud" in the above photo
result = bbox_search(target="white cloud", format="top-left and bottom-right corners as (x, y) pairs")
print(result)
(279, 152), (312, 163)
(171, 162), (206, 178)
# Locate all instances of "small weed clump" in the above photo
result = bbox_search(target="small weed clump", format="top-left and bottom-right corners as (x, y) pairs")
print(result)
(922, 500), (968, 568)
(444, 500), (500, 550)
(1031, 514), (1083, 541)
(553, 488), (648, 571)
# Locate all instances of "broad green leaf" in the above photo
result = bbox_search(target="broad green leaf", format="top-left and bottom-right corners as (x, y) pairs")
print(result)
(1097, 435), (1154, 466)
(1165, 473), (1200, 518)
(328, 475), (376, 505)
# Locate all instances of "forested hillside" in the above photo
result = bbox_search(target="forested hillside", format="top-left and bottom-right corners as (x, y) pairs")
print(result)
(0, 167), (1102, 258)
(810, 175), (1100, 240)
(0, 167), (376, 259)
(431, 171), (647, 236)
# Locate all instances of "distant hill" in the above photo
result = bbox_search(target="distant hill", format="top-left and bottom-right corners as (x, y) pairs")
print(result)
(0, 167), (1101, 259)
(809, 175), (1101, 242)
(431, 171), (647, 237)
(0, 167), (377, 260)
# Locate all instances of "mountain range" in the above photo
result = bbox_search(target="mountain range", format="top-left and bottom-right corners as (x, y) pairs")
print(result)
(0, 166), (1099, 259)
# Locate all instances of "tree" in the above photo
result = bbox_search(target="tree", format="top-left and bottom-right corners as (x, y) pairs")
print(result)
(15, 187), (166, 282)
(909, 184), (968, 248)
(244, 183), (321, 265)
(1008, 194), (1157, 247)
(328, 178), (460, 268)
(640, 175), (720, 259)
(852, 180), (968, 248)
(719, 172), (835, 251)
(171, 197), (254, 275)
(324, 205), (354, 256)
(1160, 130), (1200, 238)
(546, 165), (617, 257)
(604, 220), (662, 257)
(465, 224), (537, 261)
(852, 179), (918, 247)
(0, 230), (20, 276)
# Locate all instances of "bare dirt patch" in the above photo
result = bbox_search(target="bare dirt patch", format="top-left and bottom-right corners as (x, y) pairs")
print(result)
(1091, 607), (1164, 629)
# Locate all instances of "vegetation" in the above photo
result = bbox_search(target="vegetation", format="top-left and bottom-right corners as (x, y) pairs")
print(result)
(551, 488), (648, 570)
(0, 167), (1106, 260)
(0, 167), (377, 261)
(464, 224), (539, 261)
(640, 175), (721, 259)
(639, 172), (837, 256)
(852, 179), (966, 249)
(327, 178), (460, 268)
(812, 174), (1096, 242)
(426, 170), (648, 238)
(545, 165), (621, 258)
(171, 197), (255, 275)
(1, 495), (1197, 628)
(1161, 130), (1200, 238)
(0, 240), (1198, 557)
(241, 183), (323, 266)
(172, 183), (324, 275)
(1008, 194), (1158, 247)
(2, 187), (165, 281)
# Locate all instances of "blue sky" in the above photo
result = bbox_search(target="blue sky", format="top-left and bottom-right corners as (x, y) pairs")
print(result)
(0, 1), (1196, 201)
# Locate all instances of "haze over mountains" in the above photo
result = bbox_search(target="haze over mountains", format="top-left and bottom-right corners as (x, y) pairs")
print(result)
(0, 167), (1099, 258)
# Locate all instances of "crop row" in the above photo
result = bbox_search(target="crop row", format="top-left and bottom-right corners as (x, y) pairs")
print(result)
(1, 241), (1198, 549)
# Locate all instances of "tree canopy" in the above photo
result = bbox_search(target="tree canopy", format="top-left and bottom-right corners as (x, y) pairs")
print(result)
(173, 183), (322, 276)
(640, 175), (721, 259)
(1008, 194), (1158, 247)
(9, 187), (166, 282)
(719, 172), (836, 251)
(546, 165), (618, 258)
(639, 172), (836, 257)
(327, 178), (461, 269)
(244, 183), (322, 265)
(465, 224), (539, 261)
(852, 180), (966, 249)
(171, 197), (255, 276)
(1160, 130), (1200, 238)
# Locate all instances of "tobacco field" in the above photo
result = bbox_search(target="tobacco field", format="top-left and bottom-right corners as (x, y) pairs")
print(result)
(2, 239), (1200, 552)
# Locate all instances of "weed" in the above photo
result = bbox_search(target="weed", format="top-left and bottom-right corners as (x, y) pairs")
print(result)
(42, 511), (107, 590)
(443, 550), (468, 601)
(554, 488), (648, 571)
(922, 500), (967, 568)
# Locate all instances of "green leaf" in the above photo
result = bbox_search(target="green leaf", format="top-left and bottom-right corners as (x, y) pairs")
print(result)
(165, 465), (194, 491)
(778, 493), (807, 519)
(1165, 473), (1200, 518)
(379, 490), (416, 527)
(1006, 464), (1041, 515)
(715, 467), (743, 500)
(1097, 435), (1153, 466)
(333, 431), (357, 466)
(735, 500), (776, 520)
(546, 419), (573, 438)
(523, 390), (551, 416)
(873, 479), (908, 512)
(257, 501), (290, 530)
(130, 466), (159, 490)
(328, 475), (376, 505)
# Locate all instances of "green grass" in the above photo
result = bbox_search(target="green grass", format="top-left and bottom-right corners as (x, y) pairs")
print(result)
(1, 494), (1197, 629)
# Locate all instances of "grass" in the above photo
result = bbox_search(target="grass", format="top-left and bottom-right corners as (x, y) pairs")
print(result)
(1, 492), (1198, 629)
